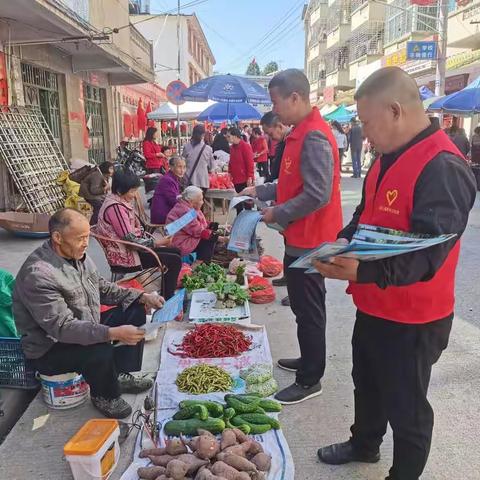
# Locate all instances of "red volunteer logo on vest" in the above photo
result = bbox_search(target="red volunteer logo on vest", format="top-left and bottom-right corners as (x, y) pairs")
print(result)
(379, 189), (400, 215)
(283, 156), (292, 174)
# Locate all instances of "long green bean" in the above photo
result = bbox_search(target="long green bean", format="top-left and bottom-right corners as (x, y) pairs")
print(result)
(176, 364), (233, 394)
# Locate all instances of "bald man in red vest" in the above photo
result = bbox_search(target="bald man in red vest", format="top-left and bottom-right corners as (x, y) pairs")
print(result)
(315, 67), (476, 480)
(241, 69), (343, 404)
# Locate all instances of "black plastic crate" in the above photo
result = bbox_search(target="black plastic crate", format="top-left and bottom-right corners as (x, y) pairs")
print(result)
(0, 337), (38, 389)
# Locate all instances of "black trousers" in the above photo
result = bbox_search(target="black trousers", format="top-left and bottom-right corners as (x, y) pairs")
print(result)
(88, 199), (104, 226)
(194, 238), (217, 263)
(256, 161), (269, 177)
(139, 246), (182, 299)
(33, 303), (146, 400)
(350, 311), (452, 480)
(284, 253), (327, 386)
(234, 183), (253, 215)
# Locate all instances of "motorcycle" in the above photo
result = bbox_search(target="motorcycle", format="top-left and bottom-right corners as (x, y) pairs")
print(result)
(115, 142), (146, 177)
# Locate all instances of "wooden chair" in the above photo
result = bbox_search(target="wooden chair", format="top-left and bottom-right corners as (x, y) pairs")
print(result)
(90, 228), (167, 297)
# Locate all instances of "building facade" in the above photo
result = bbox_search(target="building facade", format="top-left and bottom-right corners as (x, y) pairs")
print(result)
(0, 0), (155, 168)
(131, 13), (215, 89)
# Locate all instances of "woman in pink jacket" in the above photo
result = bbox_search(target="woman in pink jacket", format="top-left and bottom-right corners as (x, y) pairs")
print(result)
(166, 186), (226, 263)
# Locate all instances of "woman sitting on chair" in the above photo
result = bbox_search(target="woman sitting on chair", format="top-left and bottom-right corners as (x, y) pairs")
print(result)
(166, 186), (226, 264)
(150, 156), (187, 225)
(96, 171), (182, 299)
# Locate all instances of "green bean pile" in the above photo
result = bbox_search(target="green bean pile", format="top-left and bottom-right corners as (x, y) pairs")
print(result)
(176, 364), (233, 394)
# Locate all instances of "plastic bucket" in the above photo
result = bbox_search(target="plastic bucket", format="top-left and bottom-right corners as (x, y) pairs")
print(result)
(39, 372), (89, 409)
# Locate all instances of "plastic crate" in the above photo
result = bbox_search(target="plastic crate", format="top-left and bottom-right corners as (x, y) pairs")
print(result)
(0, 337), (38, 389)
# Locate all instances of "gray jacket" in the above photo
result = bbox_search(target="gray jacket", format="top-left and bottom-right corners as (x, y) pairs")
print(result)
(13, 241), (141, 359)
(256, 130), (334, 257)
(182, 141), (214, 189)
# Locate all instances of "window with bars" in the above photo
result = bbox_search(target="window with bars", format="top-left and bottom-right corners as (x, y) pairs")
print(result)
(326, 0), (352, 33)
(83, 83), (106, 164)
(325, 45), (350, 74)
(21, 63), (64, 152)
(350, 22), (384, 61)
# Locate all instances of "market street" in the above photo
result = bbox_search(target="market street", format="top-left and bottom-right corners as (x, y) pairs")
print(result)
(1, 177), (479, 480)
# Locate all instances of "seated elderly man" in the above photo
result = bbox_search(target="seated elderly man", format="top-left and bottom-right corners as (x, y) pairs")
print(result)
(13, 208), (164, 419)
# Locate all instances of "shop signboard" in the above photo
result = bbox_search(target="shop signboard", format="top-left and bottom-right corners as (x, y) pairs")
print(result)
(402, 60), (436, 76)
(446, 49), (480, 70)
(384, 49), (407, 68)
(406, 41), (437, 61)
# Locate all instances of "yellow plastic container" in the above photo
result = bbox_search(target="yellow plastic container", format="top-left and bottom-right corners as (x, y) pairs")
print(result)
(64, 419), (120, 480)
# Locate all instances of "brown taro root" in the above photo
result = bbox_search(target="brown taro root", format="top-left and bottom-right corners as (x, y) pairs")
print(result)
(220, 429), (238, 450)
(210, 461), (242, 480)
(247, 441), (263, 457)
(234, 473), (250, 480)
(181, 434), (200, 452)
(195, 467), (228, 480)
(232, 428), (249, 444)
(197, 428), (216, 438)
(136, 465), (166, 479)
(139, 447), (167, 458)
(148, 454), (176, 466)
(250, 453), (272, 472)
(165, 437), (188, 456)
(196, 433), (221, 460)
(166, 459), (189, 480)
(175, 454), (209, 475)
(222, 441), (252, 457)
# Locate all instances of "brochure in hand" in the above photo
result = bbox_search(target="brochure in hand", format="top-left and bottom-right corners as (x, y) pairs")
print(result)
(165, 209), (197, 236)
(227, 210), (262, 259)
(290, 224), (457, 270)
(139, 289), (186, 334)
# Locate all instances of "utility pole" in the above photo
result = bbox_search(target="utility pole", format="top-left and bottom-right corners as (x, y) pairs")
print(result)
(176, 0), (181, 149)
(434, 0), (449, 97)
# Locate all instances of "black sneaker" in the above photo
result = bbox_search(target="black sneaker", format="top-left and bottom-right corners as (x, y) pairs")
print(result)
(91, 396), (132, 419)
(272, 276), (288, 287)
(118, 373), (153, 394)
(277, 357), (301, 372)
(317, 440), (380, 465)
(274, 382), (322, 404)
(281, 296), (290, 306)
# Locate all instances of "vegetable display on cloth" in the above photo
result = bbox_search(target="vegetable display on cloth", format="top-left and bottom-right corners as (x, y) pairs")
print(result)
(176, 364), (233, 394)
(138, 429), (273, 480)
(240, 364), (278, 397)
(208, 279), (250, 309)
(173, 324), (252, 358)
(182, 263), (227, 292)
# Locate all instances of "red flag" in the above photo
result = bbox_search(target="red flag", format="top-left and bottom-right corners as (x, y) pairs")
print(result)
(137, 98), (146, 133)
(145, 101), (154, 128)
(161, 120), (168, 133)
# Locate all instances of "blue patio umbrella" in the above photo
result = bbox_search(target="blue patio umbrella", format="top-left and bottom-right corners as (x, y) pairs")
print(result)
(181, 74), (272, 105)
(197, 102), (261, 122)
(428, 75), (480, 115)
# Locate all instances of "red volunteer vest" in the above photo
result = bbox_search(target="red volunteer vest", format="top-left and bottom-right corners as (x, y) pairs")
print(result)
(276, 107), (343, 248)
(348, 129), (464, 324)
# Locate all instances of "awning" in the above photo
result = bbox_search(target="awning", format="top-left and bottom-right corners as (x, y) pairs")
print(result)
(148, 100), (216, 121)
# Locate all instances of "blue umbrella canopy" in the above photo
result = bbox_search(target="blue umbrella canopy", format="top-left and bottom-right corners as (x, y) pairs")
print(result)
(197, 102), (261, 122)
(181, 74), (271, 105)
(428, 75), (480, 115)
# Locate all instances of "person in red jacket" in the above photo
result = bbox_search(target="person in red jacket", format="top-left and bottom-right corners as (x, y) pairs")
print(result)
(251, 127), (269, 179)
(314, 68), (476, 480)
(227, 127), (255, 214)
(143, 127), (167, 174)
(240, 69), (343, 405)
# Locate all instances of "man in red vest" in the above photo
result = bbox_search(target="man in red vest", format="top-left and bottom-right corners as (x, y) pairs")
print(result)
(241, 69), (343, 404)
(314, 67), (476, 479)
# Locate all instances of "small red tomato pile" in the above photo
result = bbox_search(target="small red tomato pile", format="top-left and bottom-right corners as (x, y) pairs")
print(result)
(174, 323), (252, 358)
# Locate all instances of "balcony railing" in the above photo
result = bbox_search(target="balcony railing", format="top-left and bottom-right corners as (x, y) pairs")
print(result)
(350, 21), (384, 61)
(351, 0), (368, 13)
(325, 45), (350, 74)
(326, 0), (352, 33)
(308, 19), (328, 48)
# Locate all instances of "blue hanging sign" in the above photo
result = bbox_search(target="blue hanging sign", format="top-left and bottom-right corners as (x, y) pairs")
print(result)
(406, 41), (437, 61)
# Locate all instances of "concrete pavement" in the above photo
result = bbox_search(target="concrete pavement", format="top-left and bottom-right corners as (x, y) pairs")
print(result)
(0, 177), (479, 479)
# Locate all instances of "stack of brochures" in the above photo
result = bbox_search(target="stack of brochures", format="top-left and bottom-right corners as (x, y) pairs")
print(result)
(290, 224), (457, 270)
(227, 210), (262, 259)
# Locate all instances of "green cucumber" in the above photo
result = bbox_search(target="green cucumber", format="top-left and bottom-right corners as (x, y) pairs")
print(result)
(173, 404), (209, 421)
(225, 397), (261, 413)
(235, 413), (280, 429)
(179, 400), (224, 418)
(230, 416), (271, 434)
(258, 399), (282, 412)
(164, 417), (225, 436)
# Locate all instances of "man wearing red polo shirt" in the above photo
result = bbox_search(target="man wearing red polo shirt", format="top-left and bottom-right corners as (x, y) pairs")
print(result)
(241, 69), (343, 404)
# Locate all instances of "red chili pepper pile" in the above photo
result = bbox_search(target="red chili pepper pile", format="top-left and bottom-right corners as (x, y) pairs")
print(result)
(176, 324), (252, 358)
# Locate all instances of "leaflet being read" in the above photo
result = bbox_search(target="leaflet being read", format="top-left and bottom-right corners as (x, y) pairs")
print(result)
(165, 209), (197, 236)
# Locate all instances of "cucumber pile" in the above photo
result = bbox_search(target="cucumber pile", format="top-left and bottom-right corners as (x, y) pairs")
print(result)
(164, 394), (282, 436)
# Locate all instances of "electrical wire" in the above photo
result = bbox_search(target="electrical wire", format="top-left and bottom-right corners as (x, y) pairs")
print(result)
(196, 14), (237, 49)
(225, 0), (305, 70)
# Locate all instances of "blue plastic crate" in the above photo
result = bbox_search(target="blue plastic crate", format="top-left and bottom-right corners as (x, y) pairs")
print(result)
(0, 337), (38, 389)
